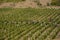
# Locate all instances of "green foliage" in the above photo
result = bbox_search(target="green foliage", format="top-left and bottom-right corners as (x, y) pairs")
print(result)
(33, 0), (42, 6)
(51, 0), (60, 6)
(0, 8), (60, 40)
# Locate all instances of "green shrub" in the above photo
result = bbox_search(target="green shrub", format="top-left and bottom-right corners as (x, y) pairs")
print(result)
(34, 0), (42, 6)
(47, 3), (51, 6)
(51, 0), (60, 6)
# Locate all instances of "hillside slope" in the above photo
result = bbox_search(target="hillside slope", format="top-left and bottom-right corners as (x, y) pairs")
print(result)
(0, 8), (60, 40)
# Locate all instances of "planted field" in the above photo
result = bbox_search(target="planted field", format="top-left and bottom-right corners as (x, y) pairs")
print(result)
(0, 8), (60, 40)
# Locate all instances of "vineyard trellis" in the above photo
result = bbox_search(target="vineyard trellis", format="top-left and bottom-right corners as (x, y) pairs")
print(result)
(0, 8), (60, 40)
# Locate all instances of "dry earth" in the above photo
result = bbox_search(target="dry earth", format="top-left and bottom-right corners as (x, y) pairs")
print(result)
(0, 1), (38, 8)
(0, 0), (60, 9)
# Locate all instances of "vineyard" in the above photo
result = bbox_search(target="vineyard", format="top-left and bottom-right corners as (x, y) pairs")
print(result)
(0, 8), (60, 40)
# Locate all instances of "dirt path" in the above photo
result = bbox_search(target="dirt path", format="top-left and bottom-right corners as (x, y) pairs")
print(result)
(0, 1), (38, 8)
(0, 1), (60, 9)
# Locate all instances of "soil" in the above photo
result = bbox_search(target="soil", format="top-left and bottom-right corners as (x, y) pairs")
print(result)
(0, 0), (60, 8)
